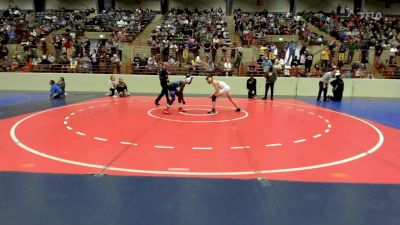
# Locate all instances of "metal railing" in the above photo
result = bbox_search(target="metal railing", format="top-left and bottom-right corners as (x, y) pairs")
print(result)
(2, 62), (398, 79)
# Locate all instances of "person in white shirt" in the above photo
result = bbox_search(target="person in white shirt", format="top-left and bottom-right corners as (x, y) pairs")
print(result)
(167, 56), (176, 65)
(223, 60), (232, 76)
(317, 67), (335, 101)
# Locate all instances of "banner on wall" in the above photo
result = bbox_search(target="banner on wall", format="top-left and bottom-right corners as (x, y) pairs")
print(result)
(357, 12), (383, 20)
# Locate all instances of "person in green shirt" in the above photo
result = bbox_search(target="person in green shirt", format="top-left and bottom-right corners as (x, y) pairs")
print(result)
(347, 41), (359, 64)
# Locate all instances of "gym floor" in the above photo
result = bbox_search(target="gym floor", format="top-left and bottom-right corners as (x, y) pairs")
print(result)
(0, 91), (399, 225)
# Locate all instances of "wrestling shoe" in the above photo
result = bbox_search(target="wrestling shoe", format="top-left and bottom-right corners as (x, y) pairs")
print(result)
(178, 107), (187, 112)
(235, 108), (241, 112)
(163, 109), (169, 114)
(207, 109), (216, 114)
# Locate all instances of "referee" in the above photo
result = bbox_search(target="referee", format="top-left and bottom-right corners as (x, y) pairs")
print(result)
(154, 64), (170, 105)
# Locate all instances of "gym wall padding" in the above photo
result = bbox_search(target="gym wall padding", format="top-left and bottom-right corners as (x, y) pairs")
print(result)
(0, 73), (399, 98)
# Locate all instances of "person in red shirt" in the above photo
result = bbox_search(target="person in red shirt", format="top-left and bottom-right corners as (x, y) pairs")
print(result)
(64, 38), (72, 58)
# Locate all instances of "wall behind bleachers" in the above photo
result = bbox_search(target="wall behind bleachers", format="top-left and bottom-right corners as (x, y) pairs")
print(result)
(233, 0), (290, 12)
(364, 0), (400, 15)
(116, 0), (161, 11)
(297, 0), (353, 12)
(1, 0), (399, 15)
(170, 0), (224, 11)
(45, 0), (97, 9)
(1, 0), (33, 10)
(1, 73), (399, 98)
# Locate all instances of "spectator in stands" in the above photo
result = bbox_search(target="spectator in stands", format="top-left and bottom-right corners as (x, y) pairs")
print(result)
(167, 56), (177, 66)
(389, 46), (398, 65)
(291, 56), (299, 67)
(204, 40), (211, 59)
(305, 53), (313, 72)
(132, 54), (141, 69)
(54, 36), (63, 62)
(111, 54), (121, 74)
(286, 40), (297, 65)
(321, 48), (330, 68)
(261, 56), (273, 72)
(223, 59), (233, 76)
(328, 40), (337, 61)
(69, 57), (78, 73)
(0, 43), (9, 59)
(40, 55), (51, 64)
(1, 56), (12, 71)
(205, 56), (215, 73)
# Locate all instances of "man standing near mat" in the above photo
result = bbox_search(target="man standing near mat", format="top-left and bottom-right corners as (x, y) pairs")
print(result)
(154, 63), (170, 105)
(262, 67), (277, 100)
(206, 75), (241, 114)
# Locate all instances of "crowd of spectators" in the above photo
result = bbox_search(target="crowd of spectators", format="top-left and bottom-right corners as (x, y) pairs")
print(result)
(83, 8), (155, 42)
(233, 9), (318, 46)
(0, 6), (93, 45)
(0, 6), (95, 72)
(303, 9), (400, 49)
(1, 5), (399, 78)
(25, 31), (124, 74)
(148, 8), (232, 63)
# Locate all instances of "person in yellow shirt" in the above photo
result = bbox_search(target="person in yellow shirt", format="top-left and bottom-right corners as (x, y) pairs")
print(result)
(259, 45), (267, 58)
(321, 48), (330, 68)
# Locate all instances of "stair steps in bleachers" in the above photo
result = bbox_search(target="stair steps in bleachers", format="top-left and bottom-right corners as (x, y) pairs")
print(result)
(123, 14), (164, 64)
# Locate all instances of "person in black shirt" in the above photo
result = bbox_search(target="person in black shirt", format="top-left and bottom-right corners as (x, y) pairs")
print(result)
(329, 74), (344, 101)
(204, 40), (211, 59)
(177, 41), (185, 63)
(305, 53), (313, 72)
(246, 74), (257, 99)
(133, 54), (141, 71)
(154, 64), (170, 105)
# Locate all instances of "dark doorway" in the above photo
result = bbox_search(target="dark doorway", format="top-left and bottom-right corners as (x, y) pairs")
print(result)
(33, 0), (44, 12)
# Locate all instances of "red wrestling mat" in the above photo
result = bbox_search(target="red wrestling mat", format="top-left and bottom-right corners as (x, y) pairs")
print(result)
(1, 96), (399, 183)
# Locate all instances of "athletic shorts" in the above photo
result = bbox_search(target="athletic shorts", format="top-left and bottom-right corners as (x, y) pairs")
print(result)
(218, 86), (231, 96)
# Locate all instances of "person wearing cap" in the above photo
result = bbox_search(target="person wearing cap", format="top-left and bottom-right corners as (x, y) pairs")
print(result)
(317, 66), (335, 101)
